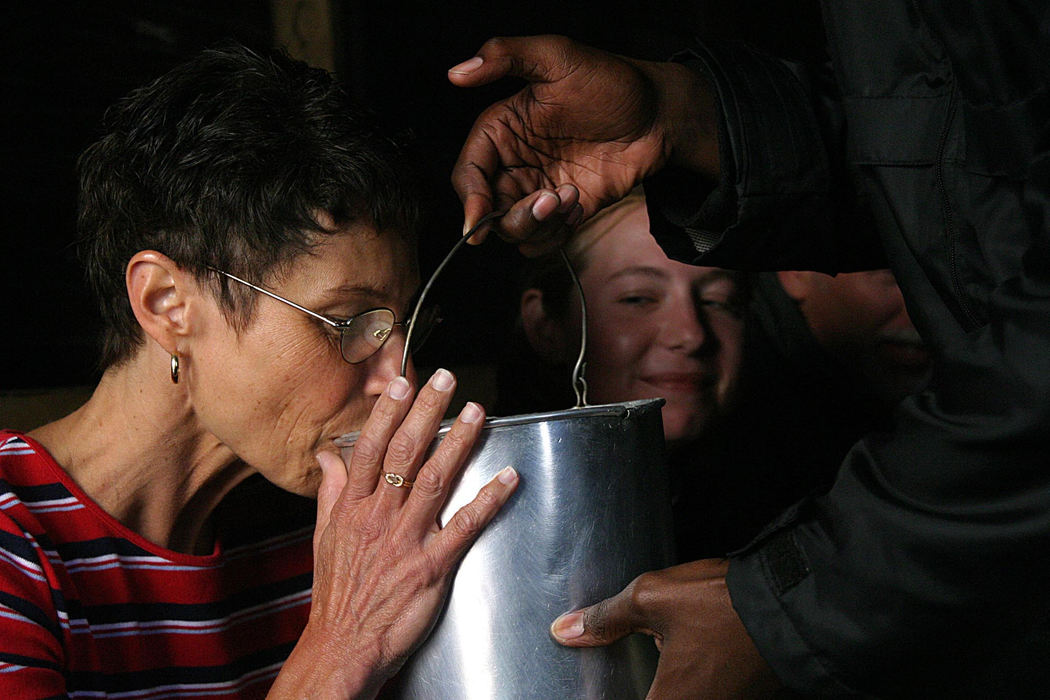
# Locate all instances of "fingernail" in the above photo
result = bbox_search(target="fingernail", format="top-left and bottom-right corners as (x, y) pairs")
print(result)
(431, 368), (454, 392)
(497, 465), (518, 485)
(550, 611), (585, 641)
(555, 185), (578, 212)
(388, 376), (411, 399)
(567, 203), (584, 227)
(463, 219), (491, 239)
(532, 192), (559, 222)
(460, 401), (483, 424)
(449, 56), (484, 75)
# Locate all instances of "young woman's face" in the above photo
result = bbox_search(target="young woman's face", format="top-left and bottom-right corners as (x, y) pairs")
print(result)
(187, 224), (417, 496)
(570, 205), (745, 448)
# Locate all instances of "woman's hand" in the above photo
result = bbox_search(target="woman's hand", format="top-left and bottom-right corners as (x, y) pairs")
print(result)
(448, 35), (720, 255)
(271, 369), (518, 699)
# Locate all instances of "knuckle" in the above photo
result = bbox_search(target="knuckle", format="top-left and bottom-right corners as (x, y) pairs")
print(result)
(471, 480), (502, 512)
(627, 570), (665, 613)
(437, 425), (473, 456)
(411, 464), (446, 497)
(383, 434), (417, 468)
(415, 385), (449, 413)
(446, 506), (484, 540)
(419, 550), (451, 584)
(546, 35), (572, 54)
(349, 435), (384, 466)
(586, 599), (612, 639)
(482, 36), (508, 55)
(349, 511), (387, 546)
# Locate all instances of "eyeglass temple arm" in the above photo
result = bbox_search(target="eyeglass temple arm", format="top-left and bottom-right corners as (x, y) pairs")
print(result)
(208, 268), (340, 328)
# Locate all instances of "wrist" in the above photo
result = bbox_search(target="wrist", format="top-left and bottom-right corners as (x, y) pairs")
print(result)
(269, 622), (386, 700)
(643, 60), (720, 179)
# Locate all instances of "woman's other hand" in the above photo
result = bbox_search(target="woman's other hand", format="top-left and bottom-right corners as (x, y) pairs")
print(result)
(448, 35), (720, 256)
(272, 369), (517, 699)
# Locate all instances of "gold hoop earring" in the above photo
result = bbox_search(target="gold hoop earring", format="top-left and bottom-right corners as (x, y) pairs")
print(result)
(170, 353), (180, 384)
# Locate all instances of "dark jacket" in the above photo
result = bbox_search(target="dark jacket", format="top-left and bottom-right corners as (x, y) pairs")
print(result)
(671, 273), (887, 564)
(646, 2), (1050, 696)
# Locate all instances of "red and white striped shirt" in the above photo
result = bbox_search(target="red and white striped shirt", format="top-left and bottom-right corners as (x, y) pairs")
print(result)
(0, 431), (314, 698)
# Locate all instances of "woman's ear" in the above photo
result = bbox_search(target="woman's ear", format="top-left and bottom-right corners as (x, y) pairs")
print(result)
(125, 250), (194, 353)
(520, 289), (569, 364)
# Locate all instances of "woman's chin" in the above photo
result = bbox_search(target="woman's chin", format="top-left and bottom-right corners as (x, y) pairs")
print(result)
(661, 410), (711, 448)
(253, 460), (323, 499)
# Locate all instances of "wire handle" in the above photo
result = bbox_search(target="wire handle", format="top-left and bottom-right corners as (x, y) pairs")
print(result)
(401, 211), (590, 409)
(401, 211), (505, 377)
(560, 249), (589, 408)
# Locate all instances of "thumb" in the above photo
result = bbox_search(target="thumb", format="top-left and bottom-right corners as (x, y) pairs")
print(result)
(447, 35), (581, 88)
(550, 593), (644, 648)
(313, 451), (347, 551)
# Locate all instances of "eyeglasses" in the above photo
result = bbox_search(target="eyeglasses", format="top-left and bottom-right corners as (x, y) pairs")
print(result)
(209, 268), (439, 364)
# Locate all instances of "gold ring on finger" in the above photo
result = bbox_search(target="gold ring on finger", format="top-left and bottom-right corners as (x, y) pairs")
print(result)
(384, 472), (414, 488)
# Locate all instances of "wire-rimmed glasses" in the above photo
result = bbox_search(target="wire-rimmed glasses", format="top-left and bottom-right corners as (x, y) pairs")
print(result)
(209, 268), (439, 364)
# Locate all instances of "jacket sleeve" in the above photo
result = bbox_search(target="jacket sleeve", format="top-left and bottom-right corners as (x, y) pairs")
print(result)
(644, 39), (886, 274)
(646, 6), (1050, 695)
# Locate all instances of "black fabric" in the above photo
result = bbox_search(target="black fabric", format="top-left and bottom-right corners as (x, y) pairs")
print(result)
(646, 42), (885, 274)
(727, 272), (891, 487)
(763, 529), (810, 595)
(670, 274), (887, 564)
(646, 1), (1050, 696)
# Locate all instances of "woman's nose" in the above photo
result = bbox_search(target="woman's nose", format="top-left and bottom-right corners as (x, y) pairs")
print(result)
(661, 299), (707, 353)
(364, 330), (415, 396)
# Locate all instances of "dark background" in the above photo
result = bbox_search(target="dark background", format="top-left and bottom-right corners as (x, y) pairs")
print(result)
(0, 0), (823, 391)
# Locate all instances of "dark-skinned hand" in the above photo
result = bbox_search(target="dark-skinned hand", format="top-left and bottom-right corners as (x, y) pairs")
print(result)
(448, 34), (720, 256)
(550, 559), (783, 699)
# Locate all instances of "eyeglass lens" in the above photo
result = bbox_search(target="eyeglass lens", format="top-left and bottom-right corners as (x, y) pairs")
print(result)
(340, 306), (440, 363)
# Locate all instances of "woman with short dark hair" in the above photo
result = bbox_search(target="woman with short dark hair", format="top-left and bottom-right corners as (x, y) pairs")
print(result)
(0, 44), (517, 698)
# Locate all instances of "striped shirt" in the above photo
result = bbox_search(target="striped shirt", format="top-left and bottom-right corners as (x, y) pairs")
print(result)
(0, 431), (314, 698)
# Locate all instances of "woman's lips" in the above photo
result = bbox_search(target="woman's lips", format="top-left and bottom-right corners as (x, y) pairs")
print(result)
(641, 372), (709, 393)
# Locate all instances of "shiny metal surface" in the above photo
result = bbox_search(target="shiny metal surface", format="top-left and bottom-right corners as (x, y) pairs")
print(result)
(337, 398), (673, 699)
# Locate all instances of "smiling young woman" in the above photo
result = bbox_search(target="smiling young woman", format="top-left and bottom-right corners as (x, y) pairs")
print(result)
(505, 190), (746, 451)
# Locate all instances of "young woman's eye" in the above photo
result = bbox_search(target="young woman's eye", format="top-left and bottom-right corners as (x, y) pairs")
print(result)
(613, 287), (659, 306)
(618, 294), (657, 306)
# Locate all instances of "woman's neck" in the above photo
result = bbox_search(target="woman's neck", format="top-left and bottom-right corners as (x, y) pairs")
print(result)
(29, 352), (253, 555)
